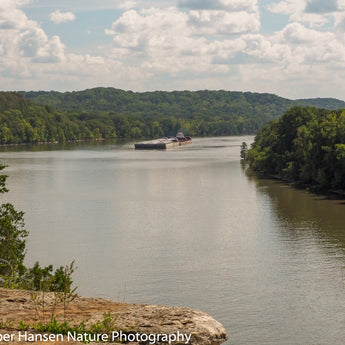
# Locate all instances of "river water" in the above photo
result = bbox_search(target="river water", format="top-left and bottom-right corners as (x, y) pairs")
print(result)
(1, 136), (345, 345)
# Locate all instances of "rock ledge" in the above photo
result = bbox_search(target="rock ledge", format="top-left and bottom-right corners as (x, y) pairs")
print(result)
(0, 288), (228, 345)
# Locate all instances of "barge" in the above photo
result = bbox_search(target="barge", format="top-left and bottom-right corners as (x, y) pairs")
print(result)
(134, 132), (192, 149)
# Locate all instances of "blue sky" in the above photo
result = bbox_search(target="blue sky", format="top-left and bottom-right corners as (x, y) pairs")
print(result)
(1, 0), (345, 100)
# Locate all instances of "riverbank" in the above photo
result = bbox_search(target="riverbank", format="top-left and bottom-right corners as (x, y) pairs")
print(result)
(0, 138), (106, 147)
(0, 288), (228, 345)
(262, 172), (345, 198)
(244, 162), (345, 198)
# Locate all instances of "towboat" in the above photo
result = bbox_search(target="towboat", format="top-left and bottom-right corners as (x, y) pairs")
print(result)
(134, 132), (192, 149)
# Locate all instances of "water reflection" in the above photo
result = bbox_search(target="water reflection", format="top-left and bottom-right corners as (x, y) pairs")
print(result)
(246, 170), (345, 246)
(0, 139), (132, 152)
(241, 170), (345, 345)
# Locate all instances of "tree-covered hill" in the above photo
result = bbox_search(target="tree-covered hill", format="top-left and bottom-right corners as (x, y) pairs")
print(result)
(21, 88), (345, 115)
(7, 88), (289, 140)
(18, 88), (343, 138)
(21, 88), (296, 116)
(1, 88), (345, 144)
(0, 92), (116, 144)
(295, 98), (345, 110)
(247, 106), (345, 191)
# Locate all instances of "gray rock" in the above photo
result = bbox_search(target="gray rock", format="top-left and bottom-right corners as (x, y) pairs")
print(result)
(88, 304), (228, 345)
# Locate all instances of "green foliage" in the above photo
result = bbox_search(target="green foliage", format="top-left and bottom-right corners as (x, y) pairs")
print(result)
(24, 261), (78, 322)
(0, 319), (13, 329)
(22, 260), (77, 291)
(24, 262), (54, 291)
(248, 106), (345, 190)
(50, 261), (77, 293)
(18, 320), (30, 330)
(0, 165), (8, 194)
(296, 97), (345, 110)
(15, 314), (118, 340)
(0, 92), (115, 144)
(20, 88), (297, 137)
(88, 312), (117, 335)
(0, 165), (28, 283)
(32, 318), (81, 335)
(0, 203), (28, 279)
(53, 261), (78, 321)
(240, 142), (248, 160)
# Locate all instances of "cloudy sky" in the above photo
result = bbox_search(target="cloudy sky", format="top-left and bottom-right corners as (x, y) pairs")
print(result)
(1, 0), (345, 99)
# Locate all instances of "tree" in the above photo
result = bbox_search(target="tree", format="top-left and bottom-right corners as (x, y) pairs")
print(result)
(0, 164), (28, 282)
(240, 142), (248, 160)
(52, 261), (78, 321)
(247, 106), (345, 190)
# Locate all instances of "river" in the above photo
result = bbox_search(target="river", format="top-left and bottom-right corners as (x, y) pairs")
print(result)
(1, 136), (345, 345)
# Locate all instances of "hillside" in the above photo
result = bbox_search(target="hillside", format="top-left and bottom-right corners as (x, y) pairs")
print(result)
(20, 88), (299, 136)
(0, 88), (344, 144)
(295, 97), (345, 110)
(0, 92), (116, 144)
(21, 88), (345, 115)
(21, 88), (296, 115)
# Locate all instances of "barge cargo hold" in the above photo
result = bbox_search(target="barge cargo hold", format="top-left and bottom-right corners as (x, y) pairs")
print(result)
(134, 132), (192, 149)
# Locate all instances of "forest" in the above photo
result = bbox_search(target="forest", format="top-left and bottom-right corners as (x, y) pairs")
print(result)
(0, 88), (344, 144)
(247, 106), (345, 190)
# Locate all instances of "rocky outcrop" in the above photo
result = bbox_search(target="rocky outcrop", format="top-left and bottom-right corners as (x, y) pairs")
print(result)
(0, 288), (228, 345)
(88, 305), (227, 345)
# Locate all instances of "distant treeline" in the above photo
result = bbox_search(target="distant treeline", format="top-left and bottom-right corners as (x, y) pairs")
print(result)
(0, 88), (344, 144)
(0, 92), (113, 144)
(247, 106), (345, 190)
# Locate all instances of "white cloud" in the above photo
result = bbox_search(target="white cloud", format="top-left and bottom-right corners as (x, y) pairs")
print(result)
(178, 0), (258, 12)
(0, 0), (30, 30)
(50, 10), (75, 24)
(339, 0), (345, 10)
(0, 1), (66, 65)
(279, 22), (328, 43)
(0, 0), (107, 90)
(188, 10), (260, 35)
(264, 3), (345, 68)
(267, 0), (342, 27)
(272, 22), (345, 68)
(106, 8), (190, 50)
(21, 0), (176, 12)
(335, 17), (345, 34)
(267, 0), (306, 15)
(119, 1), (137, 9)
(106, 6), (260, 57)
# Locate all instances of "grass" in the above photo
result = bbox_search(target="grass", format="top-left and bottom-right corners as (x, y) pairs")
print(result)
(1, 313), (120, 343)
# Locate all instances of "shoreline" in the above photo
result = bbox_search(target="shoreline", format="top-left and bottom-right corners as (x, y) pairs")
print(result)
(0, 138), (106, 147)
(249, 169), (345, 199)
